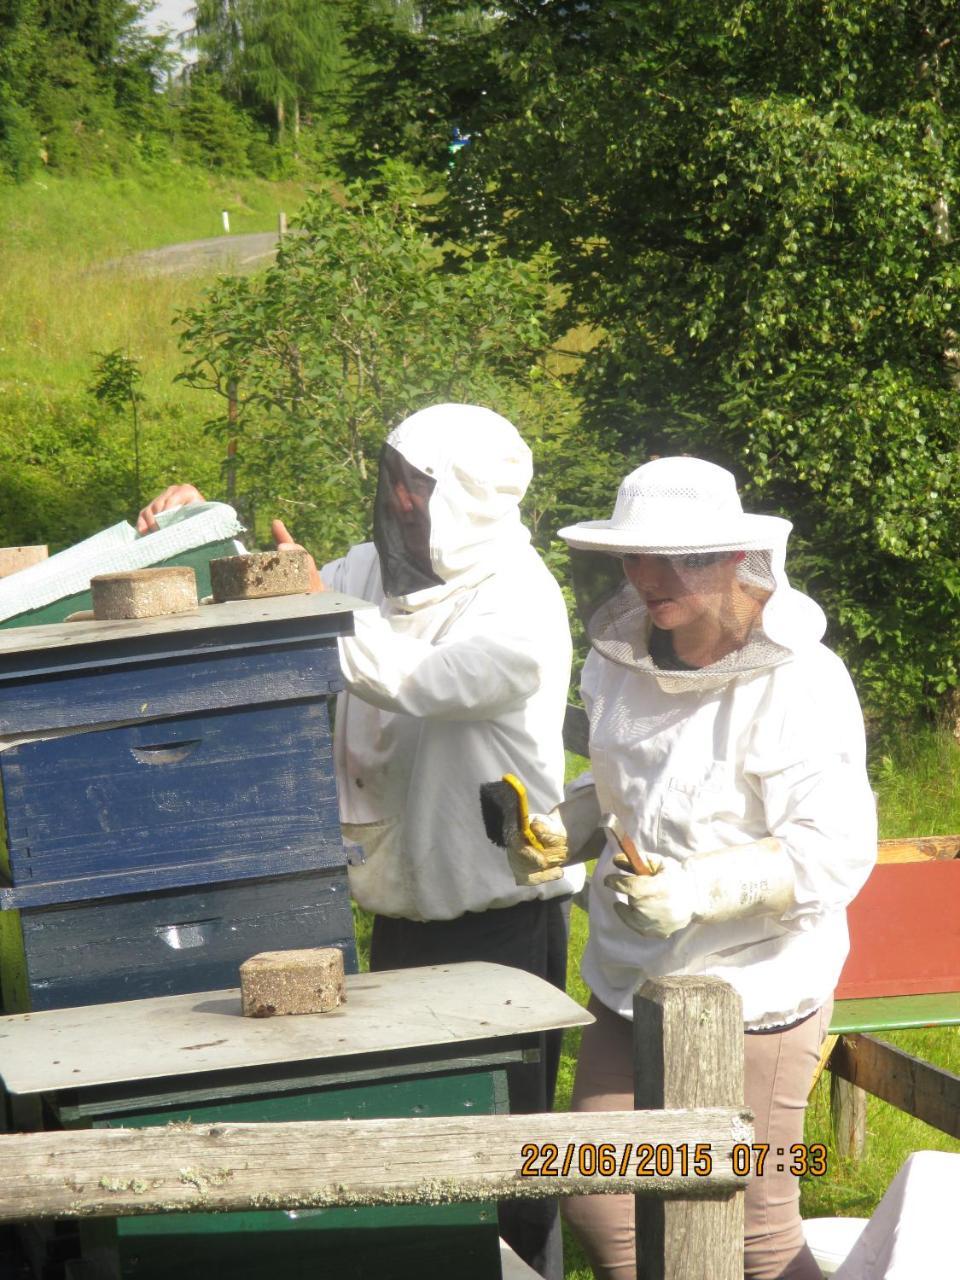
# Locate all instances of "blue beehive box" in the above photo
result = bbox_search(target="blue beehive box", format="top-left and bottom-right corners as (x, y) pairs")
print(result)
(0, 593), (364, 1013)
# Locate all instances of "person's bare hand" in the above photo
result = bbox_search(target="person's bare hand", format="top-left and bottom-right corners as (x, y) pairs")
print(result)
(137, 484), (206, 534)
(271, 519), (324, 592)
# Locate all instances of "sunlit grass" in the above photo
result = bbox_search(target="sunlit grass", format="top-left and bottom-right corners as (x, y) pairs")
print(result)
(0, 169), (308, 395)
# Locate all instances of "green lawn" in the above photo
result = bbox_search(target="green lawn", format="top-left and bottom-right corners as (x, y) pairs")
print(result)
(0, 168), (315, 550)
(0, 168), (308, 393)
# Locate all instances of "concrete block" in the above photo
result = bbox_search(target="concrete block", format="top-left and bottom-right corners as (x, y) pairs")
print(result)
(209, 550), (311, 602)
(240, 947), (346, 1017)
(0, 546), (48, 579)
(90, 567), (198, 620)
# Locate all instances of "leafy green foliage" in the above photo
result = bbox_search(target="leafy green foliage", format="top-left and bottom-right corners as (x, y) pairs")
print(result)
(339, 1), (500, 178)
(0, 0), (348, 181)
(0, 387), (220, 551)
(192, 0), (345, 137)
(0, 87), (41, 180)
(175, 161), (576, 558)
(0, 0), (177, 178)
(372, 1), (960, 723)
(178, 71), (259, 173)
(89, 347), (145, 510)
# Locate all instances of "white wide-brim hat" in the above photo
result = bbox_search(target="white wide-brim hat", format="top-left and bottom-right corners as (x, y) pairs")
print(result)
(558, 456), (791, 555)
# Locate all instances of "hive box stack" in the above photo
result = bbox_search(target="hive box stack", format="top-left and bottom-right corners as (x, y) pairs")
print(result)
(0, 593), (363, 1015)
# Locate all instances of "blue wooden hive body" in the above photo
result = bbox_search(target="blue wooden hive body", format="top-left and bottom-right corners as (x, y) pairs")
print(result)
(0, 593), (363, 1011)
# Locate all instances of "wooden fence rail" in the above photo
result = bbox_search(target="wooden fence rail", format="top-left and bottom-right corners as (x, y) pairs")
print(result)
(830, 1034), (960, 1141)
(0, 1108), (752, 1224)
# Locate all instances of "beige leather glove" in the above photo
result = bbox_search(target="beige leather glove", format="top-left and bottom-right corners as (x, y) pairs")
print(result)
(507, 811), (569, 886)
(505, 784), (606, 887)
(605, 837), (794, 939)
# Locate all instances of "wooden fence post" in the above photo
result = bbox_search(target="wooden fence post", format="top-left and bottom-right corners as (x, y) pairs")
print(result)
(830, 1075), (867, 1160)
(634, 976), (746, 1280)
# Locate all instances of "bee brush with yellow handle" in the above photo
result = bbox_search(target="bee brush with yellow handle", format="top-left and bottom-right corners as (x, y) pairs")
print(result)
(479, 773), (569, 884)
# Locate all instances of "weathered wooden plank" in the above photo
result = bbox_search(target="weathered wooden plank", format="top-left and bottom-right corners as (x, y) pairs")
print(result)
(876, 835), (960, 863)
(0, 620), (347, 685)
(0, 593), (361, 661)
(0, 547), (48, 579)
(0, 834), (347, 910)
(830, 1033), (960, 1140)
(0, 1109), (752, 1223)
(1, 702), (342, 903)
(830, 1074), (867, 1160)
(633, 977), (746, 1280)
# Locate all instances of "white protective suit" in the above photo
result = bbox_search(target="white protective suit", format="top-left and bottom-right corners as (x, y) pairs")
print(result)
(321, 404), (584, 922)
(577, 558), (877, 1030)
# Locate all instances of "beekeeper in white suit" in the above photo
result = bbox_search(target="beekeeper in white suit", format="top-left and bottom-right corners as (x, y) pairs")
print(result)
(138, 403), (583, 1280)
(507, 456), (877, 1280)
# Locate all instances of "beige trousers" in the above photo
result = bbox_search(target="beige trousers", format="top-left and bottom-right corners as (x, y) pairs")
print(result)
(562, 994), (833, 1280)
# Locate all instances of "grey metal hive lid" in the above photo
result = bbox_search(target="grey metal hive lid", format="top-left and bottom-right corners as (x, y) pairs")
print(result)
(0, 962), (594, 1095)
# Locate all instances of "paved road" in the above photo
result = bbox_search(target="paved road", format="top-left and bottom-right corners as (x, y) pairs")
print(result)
(101, 231), (285, 277)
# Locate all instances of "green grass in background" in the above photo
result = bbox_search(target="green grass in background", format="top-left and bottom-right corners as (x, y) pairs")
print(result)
(0, 168), (315, 547)
(0, 169), (308, 392)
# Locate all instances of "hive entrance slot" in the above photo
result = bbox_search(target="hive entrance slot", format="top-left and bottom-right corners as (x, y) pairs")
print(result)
(155, 919), (218, 950)
(130, 740), (201, 765)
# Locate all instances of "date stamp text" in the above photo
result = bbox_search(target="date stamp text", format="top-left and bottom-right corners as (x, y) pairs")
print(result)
(519, 1142), (827, 1178)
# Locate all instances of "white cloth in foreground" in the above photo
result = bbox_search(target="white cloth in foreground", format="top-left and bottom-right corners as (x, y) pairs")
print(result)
(831, 1150), (960, 1279)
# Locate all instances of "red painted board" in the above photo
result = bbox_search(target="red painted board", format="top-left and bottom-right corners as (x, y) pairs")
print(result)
(835, 860), (960, 1000)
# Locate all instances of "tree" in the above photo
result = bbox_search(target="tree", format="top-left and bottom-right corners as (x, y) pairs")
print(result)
(367, 1), (960, 723)
(339, 0), (500, 176)
(0, 0), (173, 176)
(192, 0), (343, 136)
(174, 161), (578, 558)
(0, 0), (44, 178)
(88, 348), (145, 512)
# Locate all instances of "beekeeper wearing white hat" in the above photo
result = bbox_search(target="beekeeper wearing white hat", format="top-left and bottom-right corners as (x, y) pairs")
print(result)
(507, 456), (877, 1280)
(138, 404), (582, 1280)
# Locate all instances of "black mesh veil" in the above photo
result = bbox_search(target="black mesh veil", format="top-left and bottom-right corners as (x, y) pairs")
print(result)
(373, 443), (444, 598)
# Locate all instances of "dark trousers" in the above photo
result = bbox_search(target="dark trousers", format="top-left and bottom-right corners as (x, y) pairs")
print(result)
(370, 897), (569, 1280)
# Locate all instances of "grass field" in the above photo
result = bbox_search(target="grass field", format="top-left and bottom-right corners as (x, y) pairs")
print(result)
(0, 168), (308, 393)
(0, 168), (313, 549)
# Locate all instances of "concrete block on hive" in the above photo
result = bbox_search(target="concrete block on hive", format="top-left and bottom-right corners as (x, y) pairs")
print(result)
(240, 946), (346, 1017)
(209, 550), (311, 602)
(91, 567), (199, 620)
(0, 545), (48, 579)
